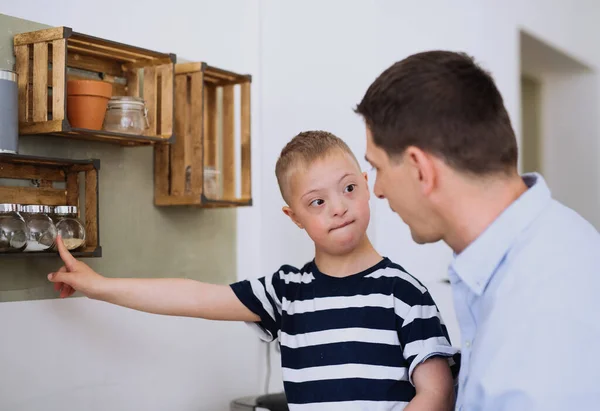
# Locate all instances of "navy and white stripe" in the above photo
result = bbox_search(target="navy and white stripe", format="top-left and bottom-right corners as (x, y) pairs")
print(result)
(231, 257), (460, 410)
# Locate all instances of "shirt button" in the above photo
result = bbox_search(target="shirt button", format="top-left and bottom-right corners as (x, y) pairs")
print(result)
(465, 340), (471, 348)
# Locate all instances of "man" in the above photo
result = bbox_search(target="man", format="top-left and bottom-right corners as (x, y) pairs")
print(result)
(355, 50), (600, 410)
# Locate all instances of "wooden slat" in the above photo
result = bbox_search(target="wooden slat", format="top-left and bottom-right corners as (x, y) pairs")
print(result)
(67, 44), (137, 63)
(0, 154), (89, 168)
(14, 27), (66, 46)
(70, 32), (167, 61)
(66, 172), (79, 206)
(190, 72), (204, 196)
(52, 39), (67, 122)
(240, 81), (252, 199)
(143, 66), (157, 135)
(54, 130), (159, 145)
(66, 50), (124, 77)
(15, 45), (30, 123)
(0, 186), (66, 205)
(205, 66), (243, 82)
(222, 85), (236, 200)
(126, 68), (140, 97)
(203, 84), (217, 169)
(160, 64), (173, 138)
(175, 62), (203, 75)
(26, 87), (51, 119)
(154, 144), (170, 199)
(68, 37), (159, 60)
(86, 74), (127, 96)
(84, 169), (98, 248)
(19, 119), (63, 134)
(154, 195), (201, 206)
(32, 42), (48, 122)
(122, 57), (173, 71)
(26, 69), (126, 98)
(170, 75), (188, 196)
(183, 74), (193, 194)
(0, 163), (64, 180)
(68, 164), (95, 173)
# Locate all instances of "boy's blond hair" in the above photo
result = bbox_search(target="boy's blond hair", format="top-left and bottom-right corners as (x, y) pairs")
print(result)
(275, 130), (360, 203)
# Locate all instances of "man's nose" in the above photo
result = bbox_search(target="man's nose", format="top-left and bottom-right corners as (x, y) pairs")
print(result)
(374, 181), (385, 199)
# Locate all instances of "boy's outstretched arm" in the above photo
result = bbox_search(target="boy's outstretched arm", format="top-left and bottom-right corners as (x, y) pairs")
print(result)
(47, 236), (260, 322)
(406, 357), (455, 411)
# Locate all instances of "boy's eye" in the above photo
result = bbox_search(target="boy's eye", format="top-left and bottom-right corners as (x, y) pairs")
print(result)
(344, 184), (356, 193)
(310, 199), (324, 207)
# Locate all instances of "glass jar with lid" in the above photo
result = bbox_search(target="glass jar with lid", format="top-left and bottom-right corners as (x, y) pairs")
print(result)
(204, 166), (222, 199)
(52, 205), (86, 251)
(21, 205), (57, 252)
(102, 96), (149, 135)
(0, 203), (27, 252)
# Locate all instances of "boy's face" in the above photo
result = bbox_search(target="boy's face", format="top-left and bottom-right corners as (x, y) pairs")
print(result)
(283, 150), (371, 256)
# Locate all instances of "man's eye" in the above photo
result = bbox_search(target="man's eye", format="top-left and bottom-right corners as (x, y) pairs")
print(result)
(344, 184), (356, 193)
(310, 199), (324, 207)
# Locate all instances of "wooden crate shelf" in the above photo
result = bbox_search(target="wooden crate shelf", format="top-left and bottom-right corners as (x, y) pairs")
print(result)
(13, 26), (176, 146)
(154, 62), (252, 207)
(0, 153), (101, 258)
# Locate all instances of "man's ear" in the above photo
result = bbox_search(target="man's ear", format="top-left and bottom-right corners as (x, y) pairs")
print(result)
(282, 205), (304, 229)
(405, 146), (436, 196)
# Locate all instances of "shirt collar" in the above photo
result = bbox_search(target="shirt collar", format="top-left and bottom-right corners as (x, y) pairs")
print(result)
(449, 172), (552, 296)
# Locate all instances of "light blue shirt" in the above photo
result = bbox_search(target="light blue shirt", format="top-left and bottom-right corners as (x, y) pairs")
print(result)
(449, 173), (600, 411)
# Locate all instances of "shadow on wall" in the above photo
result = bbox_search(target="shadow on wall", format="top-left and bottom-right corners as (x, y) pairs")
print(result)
(519, 30), (599, 228)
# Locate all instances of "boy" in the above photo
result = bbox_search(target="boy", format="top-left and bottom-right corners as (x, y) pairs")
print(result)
(48, 130), (459, 410)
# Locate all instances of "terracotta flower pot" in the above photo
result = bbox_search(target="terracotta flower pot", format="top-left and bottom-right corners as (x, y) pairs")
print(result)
(67, 79), (113, 130)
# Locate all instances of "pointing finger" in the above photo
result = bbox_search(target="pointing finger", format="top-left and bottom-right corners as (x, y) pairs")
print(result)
(56, 235), (77, 270)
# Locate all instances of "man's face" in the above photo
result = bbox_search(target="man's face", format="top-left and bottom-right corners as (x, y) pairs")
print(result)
(364, 128), (443, 244)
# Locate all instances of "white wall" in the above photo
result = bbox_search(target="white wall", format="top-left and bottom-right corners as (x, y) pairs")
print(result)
(542, 72), (599, 225)
(0, 298), (262, 411)
(2, 0), (600, 408)
(0, 1), (266, 410)
(521, 30), (600, 227)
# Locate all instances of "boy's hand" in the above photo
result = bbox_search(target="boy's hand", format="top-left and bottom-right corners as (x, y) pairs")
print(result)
(47, 235), (107, 299)
(46, 235), (260, 321)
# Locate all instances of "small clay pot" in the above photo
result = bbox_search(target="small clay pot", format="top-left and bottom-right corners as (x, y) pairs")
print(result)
(67, 80), (113, 130)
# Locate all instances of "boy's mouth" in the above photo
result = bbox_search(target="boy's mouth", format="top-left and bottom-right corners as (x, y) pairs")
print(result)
(329, 220), (355, 232)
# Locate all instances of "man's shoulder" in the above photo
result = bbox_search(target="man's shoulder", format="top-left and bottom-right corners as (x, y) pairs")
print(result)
(547, 199), (600, 241)
(514, 198), (600, 267)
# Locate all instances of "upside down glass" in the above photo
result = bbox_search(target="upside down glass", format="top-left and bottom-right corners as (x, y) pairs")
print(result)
(0, 203), (27, 252)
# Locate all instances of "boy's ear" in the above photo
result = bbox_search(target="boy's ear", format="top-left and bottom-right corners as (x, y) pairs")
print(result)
(282, 206), (304, 229)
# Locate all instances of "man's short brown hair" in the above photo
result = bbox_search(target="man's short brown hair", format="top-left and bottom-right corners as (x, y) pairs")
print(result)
(355, 50), (518, 175)
(275, 130), (358, 203)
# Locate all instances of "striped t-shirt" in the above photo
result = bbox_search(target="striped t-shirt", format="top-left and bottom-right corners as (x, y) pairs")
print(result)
(230, 257), (460, 410)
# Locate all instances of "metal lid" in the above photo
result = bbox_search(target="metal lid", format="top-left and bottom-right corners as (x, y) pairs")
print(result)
(0, 69), (18, 82)
(54, 205), (78, 215)
(0, 203), (20, 212)
(107, 96), (145, 110)
(21, 204), (52, 213)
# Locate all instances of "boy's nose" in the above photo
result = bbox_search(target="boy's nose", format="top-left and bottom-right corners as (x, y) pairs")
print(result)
(332, 200), (348, 217)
